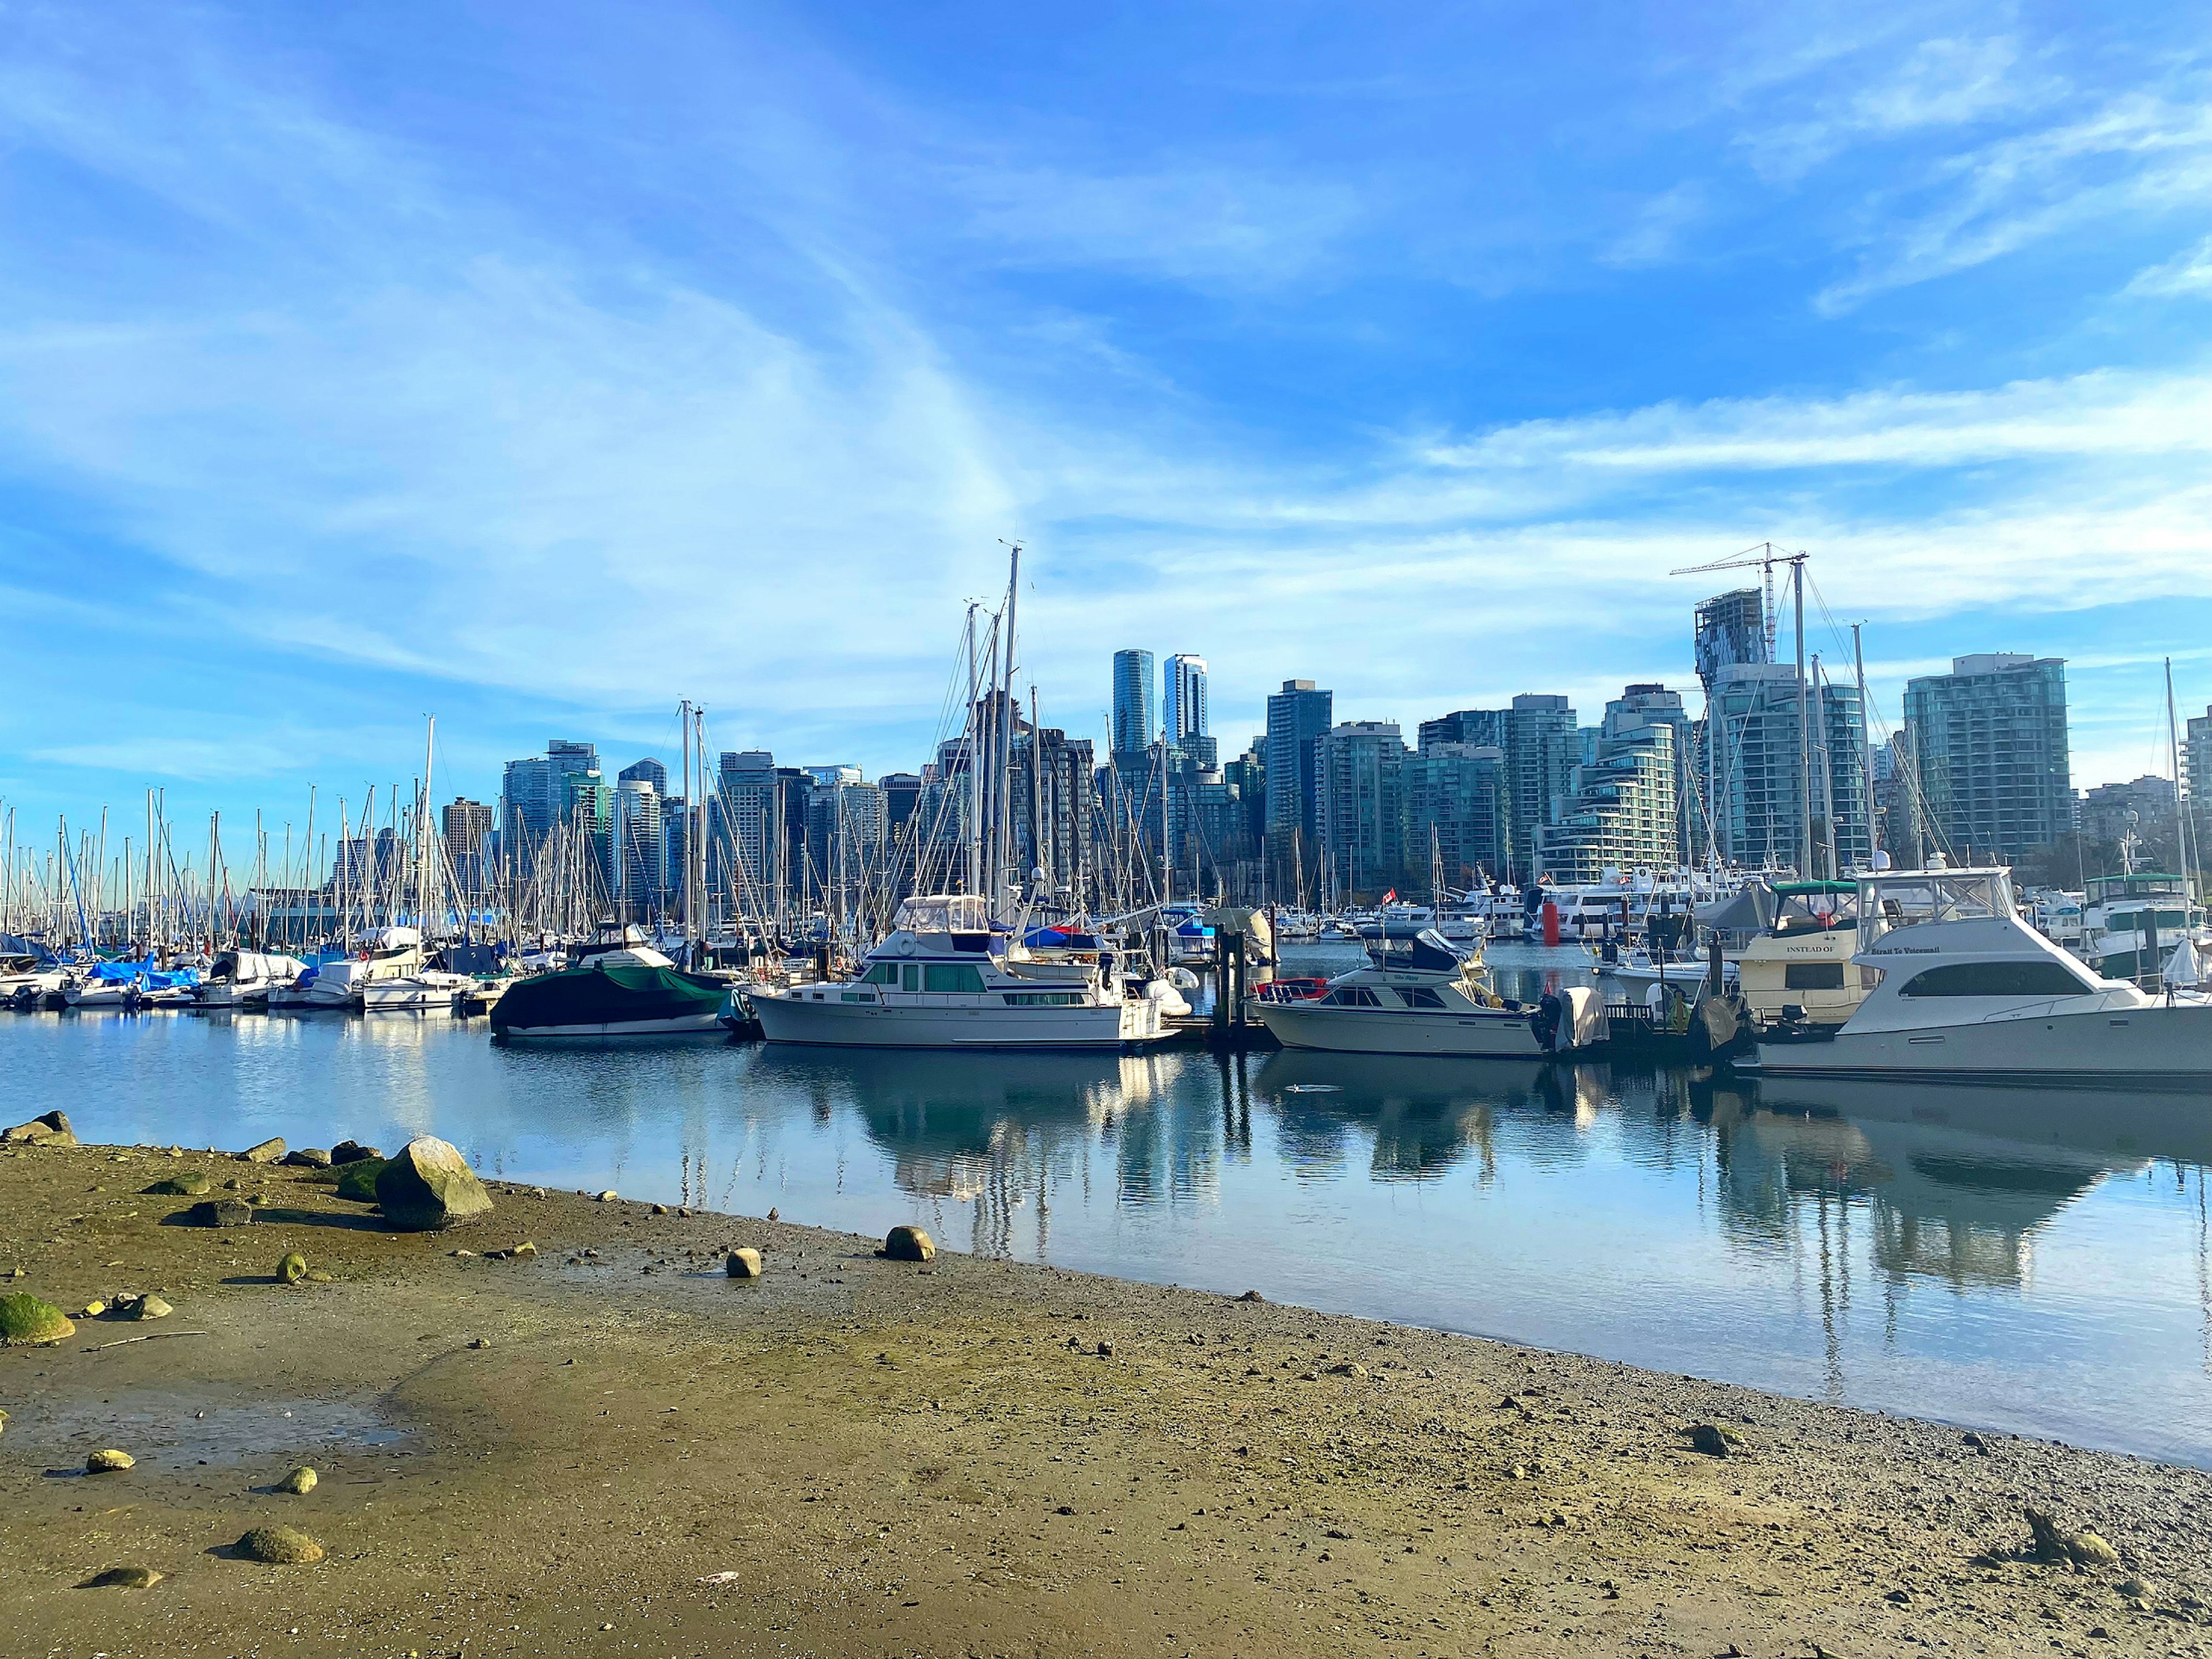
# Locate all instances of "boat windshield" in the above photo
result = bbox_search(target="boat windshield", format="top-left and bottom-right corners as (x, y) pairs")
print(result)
(893, 895), (993, 934)
(1859, 869), (2015, 946)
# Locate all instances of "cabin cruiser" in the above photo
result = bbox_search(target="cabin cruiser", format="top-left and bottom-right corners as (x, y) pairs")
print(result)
(1749, 866), (2211, 1081)
(751, 895), (1168, 1050)
(1248, 929), (1601, 1056)
(490, 923), (730, 1039)
(361, 942), (505, 1013)
(191, 951), (312, 1010)
(1348, 902), (1437, 940)
(2081, 872), (2205, 985)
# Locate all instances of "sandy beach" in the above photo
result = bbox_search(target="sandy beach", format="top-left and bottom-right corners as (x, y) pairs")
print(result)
(3, 1134), (2209, 1658)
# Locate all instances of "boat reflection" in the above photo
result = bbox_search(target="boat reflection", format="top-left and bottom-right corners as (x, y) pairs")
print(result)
(1710, 1074), (2180, 1289)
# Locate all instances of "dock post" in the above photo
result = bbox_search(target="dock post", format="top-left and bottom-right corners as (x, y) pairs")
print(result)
(1213, 926), (1230, 1039)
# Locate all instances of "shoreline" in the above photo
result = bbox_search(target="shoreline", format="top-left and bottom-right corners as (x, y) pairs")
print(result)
(5, 1135), (2210, 1657)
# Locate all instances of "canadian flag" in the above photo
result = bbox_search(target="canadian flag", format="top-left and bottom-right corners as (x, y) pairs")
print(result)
(1381, 888), (1397, 903)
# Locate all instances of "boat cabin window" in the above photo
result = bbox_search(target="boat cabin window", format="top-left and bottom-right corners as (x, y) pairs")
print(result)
(1326, 986), (1382, 1007)
(1897, 960), (2090, 998)
(922, 964), (986, 994)
(859, 962), (901, 986)
(1783, 963), (1847, 991)
(1003, 990), (1084, 1006)
(1398, 986), (1447, 1009)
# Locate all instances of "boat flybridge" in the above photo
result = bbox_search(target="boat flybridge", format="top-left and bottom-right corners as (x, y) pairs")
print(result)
(1248, 929), (1603, 1056)
(1749, 866), (2211, 1081)
(750, 895), (1171, 1051)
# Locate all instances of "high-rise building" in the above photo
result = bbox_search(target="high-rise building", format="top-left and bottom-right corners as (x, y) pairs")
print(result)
(1607, 684), (1695, 865)
(441, 798), (494, 898)
(1264, 679), (1334, 885)
(1111, 649), (1156, 759)
(612, 778), (664, 918)
(1504, 694), (1579, 883)
(2186, 705), (2212, 863)
(501, 739), (602, 875)
(1695, 589), (1770, 687)
(618, 757), (668, 794)
(1418, 709), (1508, 754)
(1011, 728), (1097, 901)
(1902, 654), (2072, 861)
(1535, 694), (1680, 883)
(1404, 744), (1509, 886)
(710, 751), (778, 909)
(1165, 653), (1210, 760)
(1315, 721), (1407, 897)
(1707, 665), (1872, 874)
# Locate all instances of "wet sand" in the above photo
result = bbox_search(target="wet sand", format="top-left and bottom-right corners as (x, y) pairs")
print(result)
(3, 1137), (2209, 1658)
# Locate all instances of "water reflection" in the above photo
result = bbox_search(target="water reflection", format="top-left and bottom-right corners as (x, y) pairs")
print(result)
(8, 1012), (2212, 1461)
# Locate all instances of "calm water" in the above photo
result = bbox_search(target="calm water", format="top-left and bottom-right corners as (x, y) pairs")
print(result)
(7, 944), (2211, 1465)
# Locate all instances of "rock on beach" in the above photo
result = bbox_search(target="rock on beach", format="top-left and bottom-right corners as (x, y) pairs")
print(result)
(185, 1199), (255, 1229)
(236, 1524), (324, 1565)
(726, 1248), (764, 1278)
(374, 1137), (494, 1231)
(238, 1138), (286, 1164)
(79, 1565), (163, 1589)
(0, 1291), (74, 1346)
(881, 1225), (935, 1262)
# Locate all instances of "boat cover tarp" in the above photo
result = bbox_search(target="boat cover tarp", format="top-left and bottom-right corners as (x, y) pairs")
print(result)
(1697, 882), (1775, 933)
(491, 963), (725, 1030)
(2166, 938), (2206, 990)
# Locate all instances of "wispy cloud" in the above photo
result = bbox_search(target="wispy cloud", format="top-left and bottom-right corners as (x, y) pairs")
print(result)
(2126, 234), (2212, 297)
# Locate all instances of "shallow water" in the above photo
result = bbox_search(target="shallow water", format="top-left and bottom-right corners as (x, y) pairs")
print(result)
(8, 944), (2211, 1465)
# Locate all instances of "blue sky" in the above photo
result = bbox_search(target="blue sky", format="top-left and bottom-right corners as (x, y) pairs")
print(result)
(2, 0), (2209, 850)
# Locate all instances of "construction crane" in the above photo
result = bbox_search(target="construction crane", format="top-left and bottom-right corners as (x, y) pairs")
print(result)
(1672, 544), (1815, 881)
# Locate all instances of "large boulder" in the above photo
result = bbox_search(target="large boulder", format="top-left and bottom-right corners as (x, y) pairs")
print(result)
(145, 1172), (212, 1196)
(881, 1225), (936, 1263)
(0, 1291), (74, 1346)
(3, 1111), (75, 1146)
(185, 1199), (255, 1228)
(329, 1140), (380, 1165)
(238, 1138), (286, 1164)
(374, 1137), (493, 1231)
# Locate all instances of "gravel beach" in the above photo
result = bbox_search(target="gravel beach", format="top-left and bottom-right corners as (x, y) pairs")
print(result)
(3, 1135), (2208, 1658)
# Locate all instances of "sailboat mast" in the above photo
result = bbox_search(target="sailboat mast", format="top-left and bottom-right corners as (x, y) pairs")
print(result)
(1793, 555), (1810, 879)
(998, 544), (1020, 921)
(2168, 658), (2199, 907)
(1853, 623), (1874, 863)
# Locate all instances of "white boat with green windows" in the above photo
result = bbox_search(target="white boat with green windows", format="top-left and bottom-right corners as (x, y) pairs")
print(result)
(750, 896), (1168, 1051)
(2081, 871), (2205, 986)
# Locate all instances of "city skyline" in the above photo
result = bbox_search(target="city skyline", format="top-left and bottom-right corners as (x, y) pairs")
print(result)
(1, 3), (2209, 827)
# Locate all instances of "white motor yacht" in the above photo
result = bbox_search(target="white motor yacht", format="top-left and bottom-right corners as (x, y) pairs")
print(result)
(751, 895), (1168, 1051)
(1749, 866), (2212, 1081)
(1249, 930), (1601, 1056)
(191, 951), (312, 1010)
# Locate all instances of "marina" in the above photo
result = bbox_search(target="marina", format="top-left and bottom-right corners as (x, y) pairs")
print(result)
(9, 943), (2212, 1467)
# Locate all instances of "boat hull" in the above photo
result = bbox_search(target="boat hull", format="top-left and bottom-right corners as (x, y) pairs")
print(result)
(1251, 1002), (1546, 1057)
(753, 990), (1158, 1050)
(495, 1010), (727, 1039)
(1752, 1001), (2212, 1080)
